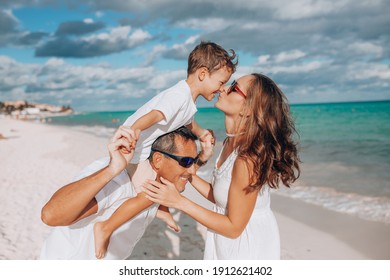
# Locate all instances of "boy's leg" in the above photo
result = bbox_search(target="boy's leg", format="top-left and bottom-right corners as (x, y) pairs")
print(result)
(93, 194), (154, 258)
(130, 162), (179, 232)
(93, 161), (156, 258)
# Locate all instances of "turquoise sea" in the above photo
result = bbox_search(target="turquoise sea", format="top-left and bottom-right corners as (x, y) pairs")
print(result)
(47, 101), (390, 223)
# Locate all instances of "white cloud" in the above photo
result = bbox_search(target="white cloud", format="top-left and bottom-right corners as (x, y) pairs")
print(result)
(177, 18), (228, 32)
(95, 11), (104, 18)
(258, 55), (270, 64)
(275, 50), (306, 63)
(172, 35), (200, 51)
(83, 18), (94, 24)
(348, 42), (383, 58)
(0, 55), (167, 110)
(256, 50), (307, 64)
(160, 35), (201, 60)
(44, 58), (64, 67)
(270, 0), (351, 20)
(269, 61), (324, 74)
(84, 26), (131, 42)
(148, 70), (186, 90)
(128, 29), (151, 44)
(0, 58), (38, 91)
(83, 26), (151, 48)
(348, 63), (390, 80)
(184, 35), (199, 45)
(3, 9), (19, 24)
(0, 55), (16, 64)
(142, 44), (168, 66)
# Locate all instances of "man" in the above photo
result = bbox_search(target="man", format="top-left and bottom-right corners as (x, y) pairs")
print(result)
(40, 126), (199, 259)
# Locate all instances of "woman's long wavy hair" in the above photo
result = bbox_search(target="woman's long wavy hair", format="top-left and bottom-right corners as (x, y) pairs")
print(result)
(236, 73), (300, 192)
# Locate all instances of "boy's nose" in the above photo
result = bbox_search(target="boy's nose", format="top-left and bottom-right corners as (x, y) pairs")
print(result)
(219, 85), (229, 96)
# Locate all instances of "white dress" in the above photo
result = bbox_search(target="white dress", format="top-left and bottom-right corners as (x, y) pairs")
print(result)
(203, 149), (281, 260)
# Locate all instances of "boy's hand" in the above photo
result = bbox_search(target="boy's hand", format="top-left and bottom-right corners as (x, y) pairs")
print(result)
(198, 129), (215, 162)
(199, 128), (215, 143)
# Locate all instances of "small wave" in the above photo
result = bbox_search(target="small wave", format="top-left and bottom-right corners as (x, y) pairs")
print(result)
(275, 185), (390, 223)
(70, 125), (116, 139)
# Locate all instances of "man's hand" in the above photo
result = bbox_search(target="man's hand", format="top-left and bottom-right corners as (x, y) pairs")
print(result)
(108, 126), (140, 175)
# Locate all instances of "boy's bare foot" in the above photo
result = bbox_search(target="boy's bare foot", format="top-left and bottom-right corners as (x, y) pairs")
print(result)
(156, 209), (181, 233)
(93, 222), (112, 259)
(165, 216), (181, 233)
(167, 222), (181, 233)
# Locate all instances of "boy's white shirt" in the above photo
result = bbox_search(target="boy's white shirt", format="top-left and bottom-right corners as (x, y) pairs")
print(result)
(123, 80), (197, 163)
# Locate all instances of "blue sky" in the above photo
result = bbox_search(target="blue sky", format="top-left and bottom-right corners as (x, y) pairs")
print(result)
(1, 0), (389, 111)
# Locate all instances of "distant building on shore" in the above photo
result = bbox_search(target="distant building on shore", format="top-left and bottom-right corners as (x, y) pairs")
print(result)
(0, 100), (74, 120)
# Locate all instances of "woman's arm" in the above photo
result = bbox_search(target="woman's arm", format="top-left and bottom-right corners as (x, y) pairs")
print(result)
(144, 158), (258, 238)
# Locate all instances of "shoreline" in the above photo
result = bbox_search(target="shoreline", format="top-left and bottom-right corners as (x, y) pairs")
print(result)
(1, 118), (389, 260)
(272, 195), (390, 259)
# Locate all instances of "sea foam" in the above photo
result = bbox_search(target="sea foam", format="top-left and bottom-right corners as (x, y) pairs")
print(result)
(276, 185), (390, 224)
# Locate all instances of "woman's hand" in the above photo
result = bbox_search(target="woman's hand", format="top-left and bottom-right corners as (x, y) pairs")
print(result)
(142, 177), (184, 209)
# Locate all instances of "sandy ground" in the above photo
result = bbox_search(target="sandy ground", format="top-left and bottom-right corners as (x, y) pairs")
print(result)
(1, 117), (389, 260)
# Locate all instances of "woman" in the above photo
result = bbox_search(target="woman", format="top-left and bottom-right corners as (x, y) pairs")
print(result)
(143, 73), (300, 259)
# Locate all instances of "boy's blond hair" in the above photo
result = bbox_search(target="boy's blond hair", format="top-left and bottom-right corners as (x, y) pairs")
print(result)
(187, 41), (238, 76)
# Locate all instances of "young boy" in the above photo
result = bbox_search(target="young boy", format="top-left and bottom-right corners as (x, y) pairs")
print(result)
(93, 41), (238, 259)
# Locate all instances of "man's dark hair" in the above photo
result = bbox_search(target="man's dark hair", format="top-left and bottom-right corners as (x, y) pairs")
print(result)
(150, 126), (198, 158)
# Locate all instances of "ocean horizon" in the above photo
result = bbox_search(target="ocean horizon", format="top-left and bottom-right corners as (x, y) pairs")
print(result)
(46, 100), (390, 224)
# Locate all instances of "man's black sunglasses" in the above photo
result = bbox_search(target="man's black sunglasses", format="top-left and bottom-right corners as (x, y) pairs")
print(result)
(151, 148), (199, 168)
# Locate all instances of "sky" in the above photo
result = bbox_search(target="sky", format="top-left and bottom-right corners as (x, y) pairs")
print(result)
(0, 0), (389, 112)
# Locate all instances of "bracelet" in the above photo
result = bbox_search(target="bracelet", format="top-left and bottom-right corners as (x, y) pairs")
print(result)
(196, 157), (208, 167)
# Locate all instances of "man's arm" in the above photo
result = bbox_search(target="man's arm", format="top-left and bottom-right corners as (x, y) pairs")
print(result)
(41, 126), (138, 226)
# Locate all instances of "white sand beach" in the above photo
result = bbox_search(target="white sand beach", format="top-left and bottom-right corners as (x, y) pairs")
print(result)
(1, 117), (389, 260)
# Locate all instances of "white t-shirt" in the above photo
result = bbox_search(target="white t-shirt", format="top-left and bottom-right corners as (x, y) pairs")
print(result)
(40, 157), (158, 260)
(123, 80), (197, 163)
